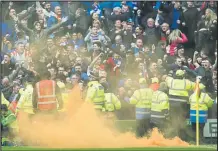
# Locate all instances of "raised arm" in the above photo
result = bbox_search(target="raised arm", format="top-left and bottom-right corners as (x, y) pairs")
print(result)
(16, 18), (33, 35)
(45, 16), (69, 36)
(84, 31), (92, 42)
(17, 4), (36, 21)
(89, 53), (104, 68)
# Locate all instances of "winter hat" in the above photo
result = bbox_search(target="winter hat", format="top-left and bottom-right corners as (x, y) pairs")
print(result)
(177, 44), (184, 50)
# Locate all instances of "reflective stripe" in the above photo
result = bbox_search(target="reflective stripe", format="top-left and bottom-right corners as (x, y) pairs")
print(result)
(153, 91), (165, 104)
(170, 79), (186, 90)
(151, 115), (165, 118)
(136, 108), (150, 112)
(36, 81), (55, 99)
(169, 98), (187, 102)
(136, 111), (150, 114)
(94, 102), (104, 105)
(38, 101), (56, 104)
(190, 114), (207, 117)
(190, 93), (207, 104)
(151, 110), (163, 115)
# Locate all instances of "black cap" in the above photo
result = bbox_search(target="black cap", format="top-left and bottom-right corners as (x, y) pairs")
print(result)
(177, 44), (184, 50)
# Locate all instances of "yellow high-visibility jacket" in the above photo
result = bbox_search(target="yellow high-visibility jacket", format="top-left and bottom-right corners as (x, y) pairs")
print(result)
(166, 77), (205, 97)
(85, 81), (105, 110)
(129, 88), (153, 119)
(189, 92), (214, 123)
(104, 93), (121, 112)
(16, 84), (34, 114)
(151, 91), (169, 124)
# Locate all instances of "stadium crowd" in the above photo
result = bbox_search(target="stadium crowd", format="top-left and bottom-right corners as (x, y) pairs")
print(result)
(1, 1), (217, 146)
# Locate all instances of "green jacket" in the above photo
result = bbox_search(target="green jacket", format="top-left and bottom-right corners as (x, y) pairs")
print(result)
(1, 110), (16, 127)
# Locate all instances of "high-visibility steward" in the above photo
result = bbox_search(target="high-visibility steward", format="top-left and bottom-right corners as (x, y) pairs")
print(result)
(129, 87), (153, 137)
(1, 107), (18, 136)
(150, 90), (169, 126)
(1, 110), (17, 129)
(165, 76), (202, 105)
(189, 92), (214, 142)
(85, 81), (105, 110)
(104, 93), (121, 112)
(189, 92), (214, 123)
(2, 92), (9, 107)
(165, 72), (205, 141)
(59, 92), (70, 113)
(129, 88), (153, 119)
(35, 80), (57, 111)
(16, 84), (34, 114)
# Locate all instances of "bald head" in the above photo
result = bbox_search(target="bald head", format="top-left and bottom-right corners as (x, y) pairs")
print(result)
(55, 6), (61, 15)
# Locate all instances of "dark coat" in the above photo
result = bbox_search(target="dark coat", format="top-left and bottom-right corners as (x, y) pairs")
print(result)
(183, 7), (200, 43)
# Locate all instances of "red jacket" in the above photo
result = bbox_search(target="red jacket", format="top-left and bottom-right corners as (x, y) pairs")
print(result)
(106, 57), (120, 77)
(169, 33), (188, 56)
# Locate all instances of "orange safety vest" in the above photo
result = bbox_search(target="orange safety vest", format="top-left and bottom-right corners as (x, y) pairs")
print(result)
(36, 80), (57, 111)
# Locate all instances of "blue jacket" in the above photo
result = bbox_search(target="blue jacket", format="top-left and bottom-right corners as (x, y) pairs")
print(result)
(171, 8), (180, 29)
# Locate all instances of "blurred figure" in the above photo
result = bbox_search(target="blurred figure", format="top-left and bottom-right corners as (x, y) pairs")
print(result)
(127, 78), (153, 137)
(150, 82), (169, 133)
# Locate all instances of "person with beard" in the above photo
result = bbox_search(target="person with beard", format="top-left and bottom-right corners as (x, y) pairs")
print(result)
(1, 54), (15, 77)
(72, 64), (89, 84)
(16, 15), (70, 47)
(56, 66), (68, 82)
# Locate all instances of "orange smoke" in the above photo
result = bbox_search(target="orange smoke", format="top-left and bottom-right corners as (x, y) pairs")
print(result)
(17, 85), (189, 148)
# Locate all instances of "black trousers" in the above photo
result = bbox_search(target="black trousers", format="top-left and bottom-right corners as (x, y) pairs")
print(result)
(136, 118), (150, 137)
(150, 121), (167, 134)
(169, 103), (189, 141)
(190, 122), (205, 142)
